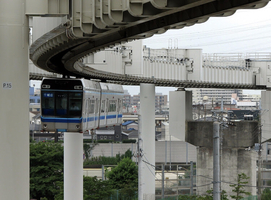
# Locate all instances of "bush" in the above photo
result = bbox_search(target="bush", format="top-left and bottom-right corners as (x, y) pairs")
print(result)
(122, 139), (136, 143)
(97, 140), (113, 143)
(83, 139), (95, 143)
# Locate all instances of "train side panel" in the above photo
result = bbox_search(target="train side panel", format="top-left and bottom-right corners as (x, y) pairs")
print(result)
(99, 83), (123, 128)
(82, 79), (101, 132)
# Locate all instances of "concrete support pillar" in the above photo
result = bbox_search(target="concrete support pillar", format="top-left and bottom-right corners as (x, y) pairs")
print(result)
(261, 90), (271, 143)
(0, 1), (29, 199)
(64, 132), (83, 200)
(169, 89), (192, 141)
(197, 147), (257, 197)
(140, 83), (155, 200)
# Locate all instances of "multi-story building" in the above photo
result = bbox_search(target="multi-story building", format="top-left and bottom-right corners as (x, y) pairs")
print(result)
(190, 88), (252, 105)
(155, 93), (167, 111)
(29, 86), (40, 104)
(122, 90), (133, 108)
(124, 93), (168, 111)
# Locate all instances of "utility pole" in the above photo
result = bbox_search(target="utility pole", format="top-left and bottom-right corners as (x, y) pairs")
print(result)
(213, 122), (221, 200)
(138, 115), (143, 200)
(190, 161), (194, 195)
(257, 125), (262, 200)
(162, 164), (165, 199)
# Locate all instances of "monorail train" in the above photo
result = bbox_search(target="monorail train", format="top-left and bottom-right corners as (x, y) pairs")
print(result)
(40, 78), (124, 132)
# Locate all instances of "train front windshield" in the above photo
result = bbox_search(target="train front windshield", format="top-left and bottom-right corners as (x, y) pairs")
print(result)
(42, 91), (83, 118)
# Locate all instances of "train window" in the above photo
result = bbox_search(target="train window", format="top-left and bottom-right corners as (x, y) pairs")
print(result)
(69, 92), (82, 116)
(109, 100), (117, 112)
(89, 100), (95, 114)
(101, 100), (105, 113)
(56, 93), (67, 116)
(41, 92), (55, 116)
(244, 115), (253, 120)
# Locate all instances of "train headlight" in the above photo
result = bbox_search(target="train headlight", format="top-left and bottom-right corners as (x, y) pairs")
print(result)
(43, 124), (47, 129)
(76, 125), (80, 129)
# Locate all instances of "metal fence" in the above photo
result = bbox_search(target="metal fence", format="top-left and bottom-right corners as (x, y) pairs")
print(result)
(107, 190), (137, 200)
(155, 163), (196, 199)
(241, 195), (258, 200)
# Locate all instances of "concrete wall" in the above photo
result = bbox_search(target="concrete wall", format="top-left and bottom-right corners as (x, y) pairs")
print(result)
(261, 90), (271, 143)
(91, 141), (197, 164)
(197, 147), (257, 197)
(186, 121), (259, 148)
(169, 90), (192, 141)
(186, 121), (258, 197)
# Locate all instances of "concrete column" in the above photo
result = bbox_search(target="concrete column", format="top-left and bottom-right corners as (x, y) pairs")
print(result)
(261, 90), (271, 143)
(169, 89), (192, 141)
(64, 132), (83, 200)
(140, 83), (155, 200)
(0, 1), (29, 199)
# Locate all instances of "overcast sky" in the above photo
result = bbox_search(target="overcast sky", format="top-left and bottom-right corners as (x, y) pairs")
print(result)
(124, 2), (271, 96)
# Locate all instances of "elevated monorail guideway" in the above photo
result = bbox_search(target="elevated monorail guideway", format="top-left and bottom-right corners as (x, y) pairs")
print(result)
(30, 0), (270, 89)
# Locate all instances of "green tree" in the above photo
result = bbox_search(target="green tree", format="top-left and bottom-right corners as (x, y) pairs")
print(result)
(83, 141), (98, 160)
(230, 173), (251, 200)
(84, 149), (133, 166)
(197, 189), (228, 200)
(106, 157), (138, 198)
(178, 194), (198, 200)
(262, 188), (271, 200)
(83, 176), (113, 200)
(30, 141), (64, 200)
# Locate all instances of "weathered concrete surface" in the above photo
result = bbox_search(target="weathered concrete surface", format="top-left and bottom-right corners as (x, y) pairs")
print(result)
(186, 121), (258, 198)
(186, 121), (259, 148)
(196, 147), (257, 197)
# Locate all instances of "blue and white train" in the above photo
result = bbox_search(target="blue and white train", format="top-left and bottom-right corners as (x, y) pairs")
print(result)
(40, 78), (124, 132)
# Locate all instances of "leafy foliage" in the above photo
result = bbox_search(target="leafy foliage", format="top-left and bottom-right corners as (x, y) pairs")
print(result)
(106, 157), (138, 197)
(230, 173), (251, 200)
(54, 176), (113, 200)
(262, 188), (271, 200)
(122, 139), (137, 143)
(196, 189), (228, 200)
(83, 142), (98, 160)
(83, 149), (133, 166)
(30, 141), (64, 200)
(83, 176), (113, 200)
(178, 194), (198, 200)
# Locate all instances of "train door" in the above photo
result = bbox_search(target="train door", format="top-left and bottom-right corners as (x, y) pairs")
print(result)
(117, 99), (122, 124)
(100, 99), (106, 127)
(83, 98), (88, 131)
(88, 99), (95, 129)
(106, 98), (109, 125)
(94, 98), (99, 128)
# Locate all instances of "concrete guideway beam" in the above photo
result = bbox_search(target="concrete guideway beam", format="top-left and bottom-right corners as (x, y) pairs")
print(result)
(25, 0), (69, 16)
(0, 0), (29, 199)
(29, 0), (270, 84)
